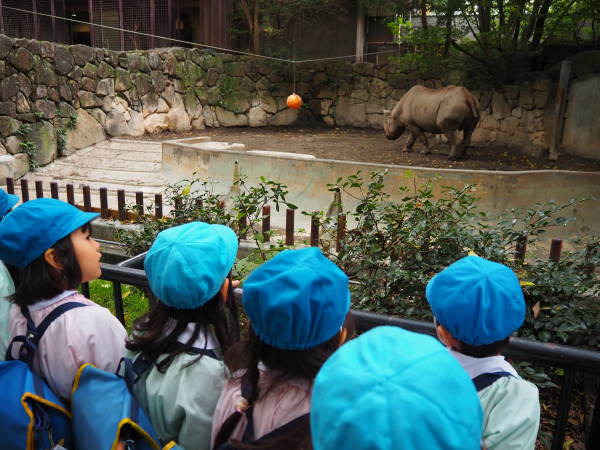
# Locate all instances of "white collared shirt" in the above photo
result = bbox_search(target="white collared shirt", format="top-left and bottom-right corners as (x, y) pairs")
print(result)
(448, 348), (518, 379)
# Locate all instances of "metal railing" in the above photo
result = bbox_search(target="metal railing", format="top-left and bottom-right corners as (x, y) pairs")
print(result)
(78, 261), (600, 450)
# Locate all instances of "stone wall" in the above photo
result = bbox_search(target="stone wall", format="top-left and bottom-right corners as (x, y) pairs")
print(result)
(0, 36), (556, 181)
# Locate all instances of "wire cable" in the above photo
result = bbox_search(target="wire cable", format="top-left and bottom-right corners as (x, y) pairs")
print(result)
(0, 4), (402, 65)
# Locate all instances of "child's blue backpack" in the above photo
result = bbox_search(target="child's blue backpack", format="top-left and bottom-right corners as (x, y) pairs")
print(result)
(71, 357), (163, 450)
(0, 303), (84, 450)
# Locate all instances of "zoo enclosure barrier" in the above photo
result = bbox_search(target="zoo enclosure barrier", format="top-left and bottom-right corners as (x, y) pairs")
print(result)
(5, 177), (600, 450)
(4, 177), (589, 260)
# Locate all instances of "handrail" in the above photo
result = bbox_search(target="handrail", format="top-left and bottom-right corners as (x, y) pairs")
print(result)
(93, 262), (598, 450)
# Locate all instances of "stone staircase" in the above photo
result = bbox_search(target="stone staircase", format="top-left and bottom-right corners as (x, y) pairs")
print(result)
(18, 139), (168, 212)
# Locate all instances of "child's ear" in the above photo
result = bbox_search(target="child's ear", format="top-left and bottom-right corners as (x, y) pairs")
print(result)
(44, 248), (64, 271)
(437, 325), (457, 350)
(339, 328), (348, 347)
(219, 278), (230, 302)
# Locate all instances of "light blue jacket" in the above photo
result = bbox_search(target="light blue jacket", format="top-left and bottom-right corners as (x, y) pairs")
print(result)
(0, 261), (15, 361)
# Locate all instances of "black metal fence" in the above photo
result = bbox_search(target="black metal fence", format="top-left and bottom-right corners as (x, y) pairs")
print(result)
(76, 260), (600, 450)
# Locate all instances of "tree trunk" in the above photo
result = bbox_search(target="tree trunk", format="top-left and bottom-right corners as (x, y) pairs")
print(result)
(497, 0), (505, 27)
(444, 12), (453, 55)
(521, 0), (542, 49)
(528, 0), (553, 51)
(421, 0), (429, 29)
(252, 0), (260, 55)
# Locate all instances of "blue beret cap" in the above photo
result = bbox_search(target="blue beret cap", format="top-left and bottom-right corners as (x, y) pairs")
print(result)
(0, 198), (99, 270)
(0, 188), (18, 218)
(144, 222), (238, 309)
(426, 255), (525, 345)
(242, 247), (350, 350)
(311, 326), (483, 450)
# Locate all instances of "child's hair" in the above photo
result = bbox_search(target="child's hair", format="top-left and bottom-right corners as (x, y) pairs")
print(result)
(456, 336), (511, 358)
(8, 223), (93, 307)
(126, 272), (240, 372)
(212, 311), (355, 450)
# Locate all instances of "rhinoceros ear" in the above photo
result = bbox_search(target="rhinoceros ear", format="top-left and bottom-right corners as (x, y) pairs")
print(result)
(383, 109), (392, 116)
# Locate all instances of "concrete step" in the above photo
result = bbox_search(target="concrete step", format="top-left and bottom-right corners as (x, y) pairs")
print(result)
(52, 159), (161, 173)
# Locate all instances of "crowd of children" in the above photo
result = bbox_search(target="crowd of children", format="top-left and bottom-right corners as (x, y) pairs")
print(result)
(0, 190), (540, 450)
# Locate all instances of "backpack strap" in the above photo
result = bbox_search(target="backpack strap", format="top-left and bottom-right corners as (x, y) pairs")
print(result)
(5, 302), (87, 368)
(132, 342), (218, 381)
(472, 371), (515, 392)
(239, 380), (310, 446)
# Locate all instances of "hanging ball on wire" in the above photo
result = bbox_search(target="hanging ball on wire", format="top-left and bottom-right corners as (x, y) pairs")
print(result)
(287, 93), (302, 110)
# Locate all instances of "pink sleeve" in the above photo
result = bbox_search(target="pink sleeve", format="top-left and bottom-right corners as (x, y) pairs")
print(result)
(211, 380), (248, 447)
(37, 304), (128, 401)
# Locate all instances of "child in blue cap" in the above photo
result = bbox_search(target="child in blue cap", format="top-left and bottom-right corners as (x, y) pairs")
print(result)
(0, 188), (19, 361)
(125, 221), (241, 450)
(0, 198), (127, 401)
(211, 247), (354, 450)
(311, 326), (484, 450)
(426, 255), (540, 450)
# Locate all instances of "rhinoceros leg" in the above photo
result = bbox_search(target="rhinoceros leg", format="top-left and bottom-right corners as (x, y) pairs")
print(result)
(461, 117), (479, 157)
(444, 131), (464, 161)
(409, 127), (431, 154)
(403, 132), (417, 152)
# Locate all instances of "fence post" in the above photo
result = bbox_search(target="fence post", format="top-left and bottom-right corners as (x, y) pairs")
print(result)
(117, 189), (126, 221)
(112, 282), (125, 325)
(336, 213), (346, 252)
(20, 179), (29, 203)
(66, 184), (75, 205)
(549, 238), (563, 263)
(286, 208), (294, 246)
(550, 369), (576, 450)
(136, 191), (144, 216)
(83, 185), (92, 212)
(155, 194), (163, 219)
(6, 177), (14, 195)
(310, 212), (319, 247)
(262, 205), (270, 243)
(515, 235), (527, 263)
(100, 187), (109, 219)
(35, 180), (43, 198)
(80, 282), (90, 299)
(50, 181), (59, 199)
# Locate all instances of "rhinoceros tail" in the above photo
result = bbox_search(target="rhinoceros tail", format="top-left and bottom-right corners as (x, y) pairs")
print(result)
(466, 95), (479, 118)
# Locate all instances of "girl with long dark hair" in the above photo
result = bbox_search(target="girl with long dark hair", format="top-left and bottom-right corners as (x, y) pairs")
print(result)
(211, 247), (354, 450)
(126, 222), (240, 450)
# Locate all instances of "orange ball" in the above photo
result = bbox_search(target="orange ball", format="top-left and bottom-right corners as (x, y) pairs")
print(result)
(287, 93), (302, 110)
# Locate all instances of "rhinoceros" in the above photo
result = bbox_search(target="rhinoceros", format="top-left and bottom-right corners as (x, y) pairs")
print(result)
(383, 85), (480, 161)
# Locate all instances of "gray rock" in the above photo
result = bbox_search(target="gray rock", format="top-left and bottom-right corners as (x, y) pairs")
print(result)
(114, 68), (132, 92)
(333, 97), (367, 128)
(308, 99), (332, 116)
(128, 109), (145, 136)
(534, 91), (550, 109)
(519, 86), (535, 110)
(135, 73), (152, 97)
(126, 53), (141, 73)
(5, 135), (21, 154)
(18, 72), (31, 96)
(370, 78), (393, 99)
(81, 77), (98, 92)
(25, 121), (57, 166)
(351, 90), (370, 102)
(58, 77), (72, 102)
(142, 92), (159, 114)
(367, 114), (386, 129)
(68, 65), (83, 81)
(149, 52), (162, 71)
(1, 74), (20, 101)
(500, 116), (520, 135)
(88, 108), (106, 126)
(31, 84), (48, 101)
(7, 48), (33, 72)
(505, 86), (520, 100)
(83, 63), (98, 79)
(224, 62), (245, 77)
(248, 106), (267, 127)
(97, 61), (114, 79)
(96, 79), (115, 97)
(512, 107), (523, 119)
(258, 91), (277, 114)
(105, 110), (130, 137)
(215, 107), (248, 127)
(480, 91), (493, 110)
(70, 45), (95, 66)
(366, 97), (385, 115)
(55, 46), (74, 75)
(492, 92), (511, 120)
(78, 91), (103, 108)
(268, 109), (298, 126)
(0, 35), (13, 59)
(312, 84), (337, 100)
(0, 101), (16, 118)
(167, 107), (191, 131)
(40, 41), (55, 58)
(387, 73), (407, 89)
(532, 79), (551, 91)
(14, 153), (29, 178)
(151, 71), (165, 92)
(57, 102), (77, 118)
(351, 62), (374, 77)
(16, 113), (35, 123)
(33, 99), (56, 119)
(16, 93), (29, 113)
(63, 108), (105, 153)
(144, 113), (169, 133)
(0, 155), (15, 180)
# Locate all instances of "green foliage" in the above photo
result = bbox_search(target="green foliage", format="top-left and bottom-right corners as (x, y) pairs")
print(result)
(67, 113), (78, 130)
(34, 112), (45, 120)
(56, 128), (67, 156)
(17, 124), (38, 170)
(313, 170), (600, 350)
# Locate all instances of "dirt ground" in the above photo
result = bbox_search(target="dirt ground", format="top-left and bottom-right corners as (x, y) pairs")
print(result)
(131, 127), (600, 172)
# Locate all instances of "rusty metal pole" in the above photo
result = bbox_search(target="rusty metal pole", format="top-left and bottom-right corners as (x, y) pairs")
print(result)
(118, 0), (124, 51)
(100, 187), (109, 219)
(66, 183), (74, 205)
(32, 0), (40, 40)
(50, 0), (57, 43)
(336, 214), (346, 252)
(21, 179), (29, 203)
(310, 212), (319, 247)
(88, 0), (95, 47)
(515, 235), (527, 263)
(168, 0), (172, 43)
(35, 180), (43, 198)
(0, 0), (5, 36)
(83, 185), (92, 212)
(549, 61), (572, 161)
(262, 205), (270, 243)
(150, 0), (155, 49)
(6, 177), (14, 195)
(549, 238), (563, 264)
(136, 191), (144, 216)
(50, 181), (59, 199)
(117, 189), (126, 221)
(285, 208), (294, 246)
(155, 193), (163, 219)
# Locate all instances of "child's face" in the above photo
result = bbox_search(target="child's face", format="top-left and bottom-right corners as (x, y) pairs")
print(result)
(71, 225), (102, 283)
